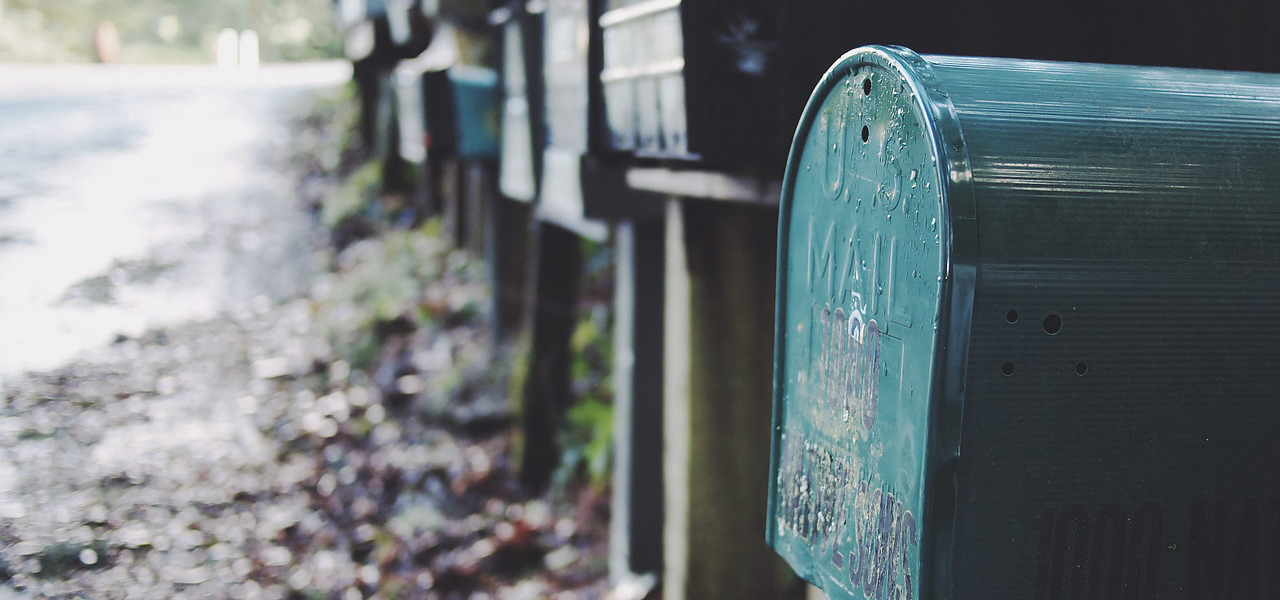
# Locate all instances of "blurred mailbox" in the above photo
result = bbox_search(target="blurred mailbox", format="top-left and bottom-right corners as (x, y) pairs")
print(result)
(537, 0), (606, 238)
(597, 1), (864, 168)
(386, 0), (435, 58)
(395, 24), (499, 164)
(769, 46), (1280, 599)
(449, 65), (501, 160)
(496, 4), (541, 202)
(599, 0), (780, 165)
(395, 26), (459, 166)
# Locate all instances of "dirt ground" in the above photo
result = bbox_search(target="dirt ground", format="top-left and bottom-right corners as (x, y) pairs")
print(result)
(0, 84), (612, 599)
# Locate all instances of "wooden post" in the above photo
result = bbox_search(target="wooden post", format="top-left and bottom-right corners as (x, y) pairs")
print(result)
(488, 195), (532, 342)
(663, 198), (802, 600)
(519, 221), (583, 492)
(465, 161), (490, 255)
(440, 159), (463, 248)
(610, 218), (665, 579)
(352, 58), (382, 161)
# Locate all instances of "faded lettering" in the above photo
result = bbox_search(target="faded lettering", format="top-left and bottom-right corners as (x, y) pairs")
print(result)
(1188, 498), (1278, 599)
(809, 218), (836, 299)
(1029, 501), (1162, 598)
(807, 216), (862, 306)
(1033, 499), (1280, 599)
(775, 434), (918, 599)
(816, 92), (850, 202)
(1033, 502), (1163, 600)
(815, 304), (880, 432)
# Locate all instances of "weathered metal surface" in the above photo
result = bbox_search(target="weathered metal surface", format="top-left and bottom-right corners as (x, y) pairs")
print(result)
(770, 47), (949, 600)
(770, 45), (1280, 599)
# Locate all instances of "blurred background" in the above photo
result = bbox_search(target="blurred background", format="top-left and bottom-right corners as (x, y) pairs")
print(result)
(3, 0), (1279, 599)
(0, 0), (339, 63)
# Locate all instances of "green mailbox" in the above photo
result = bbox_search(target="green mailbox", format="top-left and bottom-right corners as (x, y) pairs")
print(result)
(769, 45), (1280, 599)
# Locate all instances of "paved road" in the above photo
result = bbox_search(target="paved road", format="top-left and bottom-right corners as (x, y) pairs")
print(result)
(0, 62), (349, 378)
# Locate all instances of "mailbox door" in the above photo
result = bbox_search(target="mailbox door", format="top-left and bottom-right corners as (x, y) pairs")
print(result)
(449, 65), (500, 159)
(543, 0), (590, 154)
(599, 0), (686, 155)
(537, 0), (606, 238)
(770, 49), (968, 600)
(500, 19), (538, 201)
(395, 65), (427, 164)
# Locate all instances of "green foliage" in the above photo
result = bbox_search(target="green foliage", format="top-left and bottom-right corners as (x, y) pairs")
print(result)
(322, 161), (383, 230)
(313, 221), (486, 369)
(561, 394), (613, 488)
(556, 296), (615, 491)
(290, 83), (363, 178)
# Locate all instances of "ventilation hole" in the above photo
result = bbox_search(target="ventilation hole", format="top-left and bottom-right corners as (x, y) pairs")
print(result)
(1075, 363), (1088, 376)
(1001, 362), (1015, 376)
(861, 125), (870, 143)
(863, 78), (872, 95)
(1006, 310), (1019, 324)
(1043, 314), (1062, 335)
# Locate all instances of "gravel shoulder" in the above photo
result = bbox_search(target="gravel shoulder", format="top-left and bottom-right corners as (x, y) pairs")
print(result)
(0, 83), (610, 599)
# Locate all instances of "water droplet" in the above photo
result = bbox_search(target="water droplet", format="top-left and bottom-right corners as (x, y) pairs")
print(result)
(930, 217), (937, 231)
(909, 169), (919, 181)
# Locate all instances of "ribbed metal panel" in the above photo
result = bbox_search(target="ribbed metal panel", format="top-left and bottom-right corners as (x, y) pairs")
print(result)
(934, 55), (1280, 599)
(932, 56), (1280, 264)
(771, 46), (1280, 599)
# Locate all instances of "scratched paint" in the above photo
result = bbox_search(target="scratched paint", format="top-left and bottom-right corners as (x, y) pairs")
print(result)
(770, 53), (946, 600)
(775, 435), (920, 600)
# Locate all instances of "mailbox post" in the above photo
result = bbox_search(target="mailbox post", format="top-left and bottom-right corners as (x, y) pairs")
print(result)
(518, 0), (607, 494)
(769, 45), (1280, 599)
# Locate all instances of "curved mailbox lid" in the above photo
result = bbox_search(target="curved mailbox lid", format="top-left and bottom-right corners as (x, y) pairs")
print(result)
(768, 45), (975, 599)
